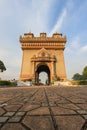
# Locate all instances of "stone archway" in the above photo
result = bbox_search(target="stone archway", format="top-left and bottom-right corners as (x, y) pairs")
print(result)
(35, 64), (50, 85)
(31, 48), (57, 85)
(19, 32), (67, 83)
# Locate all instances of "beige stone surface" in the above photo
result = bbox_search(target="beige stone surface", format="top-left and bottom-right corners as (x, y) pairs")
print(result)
(27, 107), (50, 116)
(4, 104), (21, 111)
(0, 108), (5, 116)
(55, 116), (85, 130)
(1, 123), (25, 130)
(23, 116), (54, 130)
(19, 104), (40, 111)
(51, 107), (76, 115)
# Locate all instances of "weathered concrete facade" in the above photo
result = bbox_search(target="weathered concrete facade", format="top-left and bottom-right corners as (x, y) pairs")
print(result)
(19, 33), (67, 84)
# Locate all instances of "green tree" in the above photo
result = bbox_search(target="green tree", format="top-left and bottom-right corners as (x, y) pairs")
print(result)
(72, 73), (83, 80)
(0, 60), (6, 72)
(82, 66), (87, 78)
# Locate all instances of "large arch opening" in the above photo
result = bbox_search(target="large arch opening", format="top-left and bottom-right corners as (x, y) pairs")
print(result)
(39, 72), (48, 85)
(35, 64), (50, 85)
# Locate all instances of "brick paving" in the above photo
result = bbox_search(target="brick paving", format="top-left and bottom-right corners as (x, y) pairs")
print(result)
(0, 86), (87, 130)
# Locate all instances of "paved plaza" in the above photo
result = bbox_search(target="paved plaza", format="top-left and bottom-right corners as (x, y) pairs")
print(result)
(0, 86), (87, 130)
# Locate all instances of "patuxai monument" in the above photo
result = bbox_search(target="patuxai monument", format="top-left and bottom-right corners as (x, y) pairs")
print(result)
(19, 32), (67, 84)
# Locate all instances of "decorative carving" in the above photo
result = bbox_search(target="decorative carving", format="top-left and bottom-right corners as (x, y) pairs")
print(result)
(24, 33), (34, 38)
(31, 48), (56, 62)
(41, 52), (45, 57)
(19, 32), (67, 50)
(52, 33), (62, 38)
(40, 33), (46, 38)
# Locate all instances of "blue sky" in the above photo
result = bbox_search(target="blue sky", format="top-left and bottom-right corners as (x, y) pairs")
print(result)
(0, 0), (87, 80)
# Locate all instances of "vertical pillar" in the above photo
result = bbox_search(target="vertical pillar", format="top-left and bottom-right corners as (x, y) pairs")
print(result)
(35, 72), (39, 85)
(51, 61), (56, 81)
(34, 61), (36, 83)
(53, 61), (55, 75)
(50, 61), (53, 82)
(31, 61), (36, 84)
(54, 61), (56, 75)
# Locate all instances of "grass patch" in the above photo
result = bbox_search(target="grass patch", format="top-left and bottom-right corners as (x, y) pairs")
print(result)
(0, 80), (17, 87)
(71, 80), (87, 85)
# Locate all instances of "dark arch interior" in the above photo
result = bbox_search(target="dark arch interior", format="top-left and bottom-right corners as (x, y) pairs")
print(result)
(37, 65), (50, 74)
(35, 65), (50, 85)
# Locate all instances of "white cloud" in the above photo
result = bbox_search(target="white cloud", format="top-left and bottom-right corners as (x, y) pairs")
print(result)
(80, 45), (87, 52)
(70, 36), (81, 51)
(49, 8), (67, 35)
(66, 36), (87, 55)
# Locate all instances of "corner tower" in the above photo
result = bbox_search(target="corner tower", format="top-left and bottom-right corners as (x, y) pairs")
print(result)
(19, 32), (67, 84)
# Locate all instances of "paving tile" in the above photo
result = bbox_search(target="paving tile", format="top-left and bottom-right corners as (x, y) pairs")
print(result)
(77, 110), (87, 114)
(19, 104), (40, 111)
(0, 103), (8, 107)
(51, 107), (76, 115)
(57, 103), (80, 110)
(77, 104), (87, 110)
(27, 107), (50, 116)
(8, 116), (22, 123)
(23, 116), (55, 130)
(15, 112), (25, 116)
(1, 123), (25, 130)
(4, 105), (21, 111)
(56, 98), (70, 104)
(54, 115), (85, 130)
(49, 102), (56, 107)
(82, 115), (87, 120)
(41, 102), (48, 107)
(4, 112), (15, 116)
(69, 98), (86, 103)
(0, 108), (5, 116)
(0, 117), (8, 123)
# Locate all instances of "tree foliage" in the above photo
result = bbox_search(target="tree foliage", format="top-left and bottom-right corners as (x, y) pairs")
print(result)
(72, 66), (87, 80)
(72, 73), (83, 80)
(0, 60), (6, 72)
(82, 66), (87, 77)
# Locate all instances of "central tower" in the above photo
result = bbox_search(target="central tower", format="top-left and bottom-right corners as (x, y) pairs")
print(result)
(19, 32), (67, 84)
